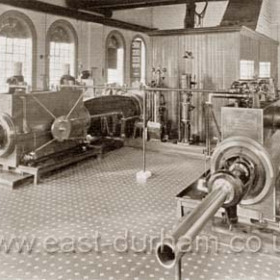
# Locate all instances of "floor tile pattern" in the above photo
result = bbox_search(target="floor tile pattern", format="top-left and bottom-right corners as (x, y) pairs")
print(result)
(0, 148), (278, 280)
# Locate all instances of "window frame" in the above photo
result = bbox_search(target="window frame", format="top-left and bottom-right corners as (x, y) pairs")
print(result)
(105, 30), (126, 86)
(130, 35), (147, 86)
(240, 60), (255, 80)
(259, 61), (271, 79)
(46, 20), (78, 90)
(0, 10), (37, 91)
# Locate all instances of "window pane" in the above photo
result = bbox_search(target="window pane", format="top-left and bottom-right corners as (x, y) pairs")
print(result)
(240, 60), (255, 80)
(131, 38), (146, 85)
(107, 35), (124, 86)
(49, 41), (75, 89)
(0, 35), (32, 92)
(259, 62), (271, 78)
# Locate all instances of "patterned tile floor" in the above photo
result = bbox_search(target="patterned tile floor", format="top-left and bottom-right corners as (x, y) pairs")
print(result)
(0, 147), (279, 280)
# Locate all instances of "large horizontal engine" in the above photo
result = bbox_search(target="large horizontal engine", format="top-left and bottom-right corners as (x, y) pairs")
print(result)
(0, 88), (142, 185)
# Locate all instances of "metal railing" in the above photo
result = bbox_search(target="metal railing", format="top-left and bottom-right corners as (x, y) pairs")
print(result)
(58, 84), (250, 155)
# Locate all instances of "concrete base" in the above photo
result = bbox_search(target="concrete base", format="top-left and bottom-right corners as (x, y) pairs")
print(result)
(136, 170), (152, 183)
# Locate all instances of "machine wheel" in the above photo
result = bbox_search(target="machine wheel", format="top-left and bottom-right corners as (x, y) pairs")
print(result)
(211, 136), (274, 205)
(0, 113), (16, 157)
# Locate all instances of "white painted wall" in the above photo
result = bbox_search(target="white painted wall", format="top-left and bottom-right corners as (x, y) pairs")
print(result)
(257, 0), (273, 38)
(0, 3), (151, 90)
(257, 0), (280, 84)
(196, 1), (229, 28)
(2, 0), (280, 89)
(112, 8), (153, 28)
(113, 1), (229, 30)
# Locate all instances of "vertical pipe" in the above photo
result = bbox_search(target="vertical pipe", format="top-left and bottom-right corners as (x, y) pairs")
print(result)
(186, 74), (192, 143)
(143, 87), (146, 172)
(178, 90), (182, 142)
(175, 259), (182, 280)
(205, 102), (211, 156)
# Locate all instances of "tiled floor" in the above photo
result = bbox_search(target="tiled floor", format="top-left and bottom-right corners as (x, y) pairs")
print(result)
(0, 147), (279, 280)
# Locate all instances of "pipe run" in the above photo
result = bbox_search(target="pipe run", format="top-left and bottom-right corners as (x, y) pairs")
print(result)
(207, 93), (251, 104)
(156, 167), (247, 269)
(156, 185), (230, 269)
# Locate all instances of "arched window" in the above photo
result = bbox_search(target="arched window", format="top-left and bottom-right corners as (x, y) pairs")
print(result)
(0, 11), (35, 92)
(106, 31), (125, 86)
(47, 20), (77, 89)
(131, 36), (146, 85)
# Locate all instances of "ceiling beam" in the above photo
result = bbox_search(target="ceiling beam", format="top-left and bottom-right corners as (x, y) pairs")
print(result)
(84, 8), (113, 18)
(0, 0), (155, 33)
(65, 0), (113, 17)
(68, 0), (225, 10)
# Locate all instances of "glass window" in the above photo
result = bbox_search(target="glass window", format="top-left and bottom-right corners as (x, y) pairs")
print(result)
(0, 16), (33, 92)
(131, 37), (146, 85)
(48, 22), (76, 89)
(240, 60), (255, 80)
(259, 62), (271, 78)
(106, 33), (125, 86)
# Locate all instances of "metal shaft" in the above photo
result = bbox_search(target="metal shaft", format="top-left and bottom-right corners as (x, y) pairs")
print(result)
(156, 185), (230, 269)
(173, 186), (228, 242)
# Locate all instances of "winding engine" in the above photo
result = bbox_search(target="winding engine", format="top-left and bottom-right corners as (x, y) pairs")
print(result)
(156, 100), (280, 271)
(0, 88), (142, 186)
(0, 88), (90, 167)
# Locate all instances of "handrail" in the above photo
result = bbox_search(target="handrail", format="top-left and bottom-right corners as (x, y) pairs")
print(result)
(59, 84), (232, 94)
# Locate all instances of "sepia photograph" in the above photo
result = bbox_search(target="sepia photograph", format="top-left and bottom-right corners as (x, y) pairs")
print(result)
(0, 0), (279, 279)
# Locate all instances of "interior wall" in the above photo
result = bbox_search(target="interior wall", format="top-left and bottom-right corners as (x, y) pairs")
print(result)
(113, 0), (280, 86)
(93, 26), (152, 87)
(240, 28), (278, 85)
(151, 30), (240, 139)
(113, 1), (229, 30)
(112, 8), (153, 28)
(151, 27), (278, 140)
(267, 0), (280, 85)
(257, 0), (273, 38)
(0, 3), (151, 90)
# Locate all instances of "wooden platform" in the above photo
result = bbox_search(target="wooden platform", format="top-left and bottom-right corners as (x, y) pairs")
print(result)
(0, 170), (33, 188)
